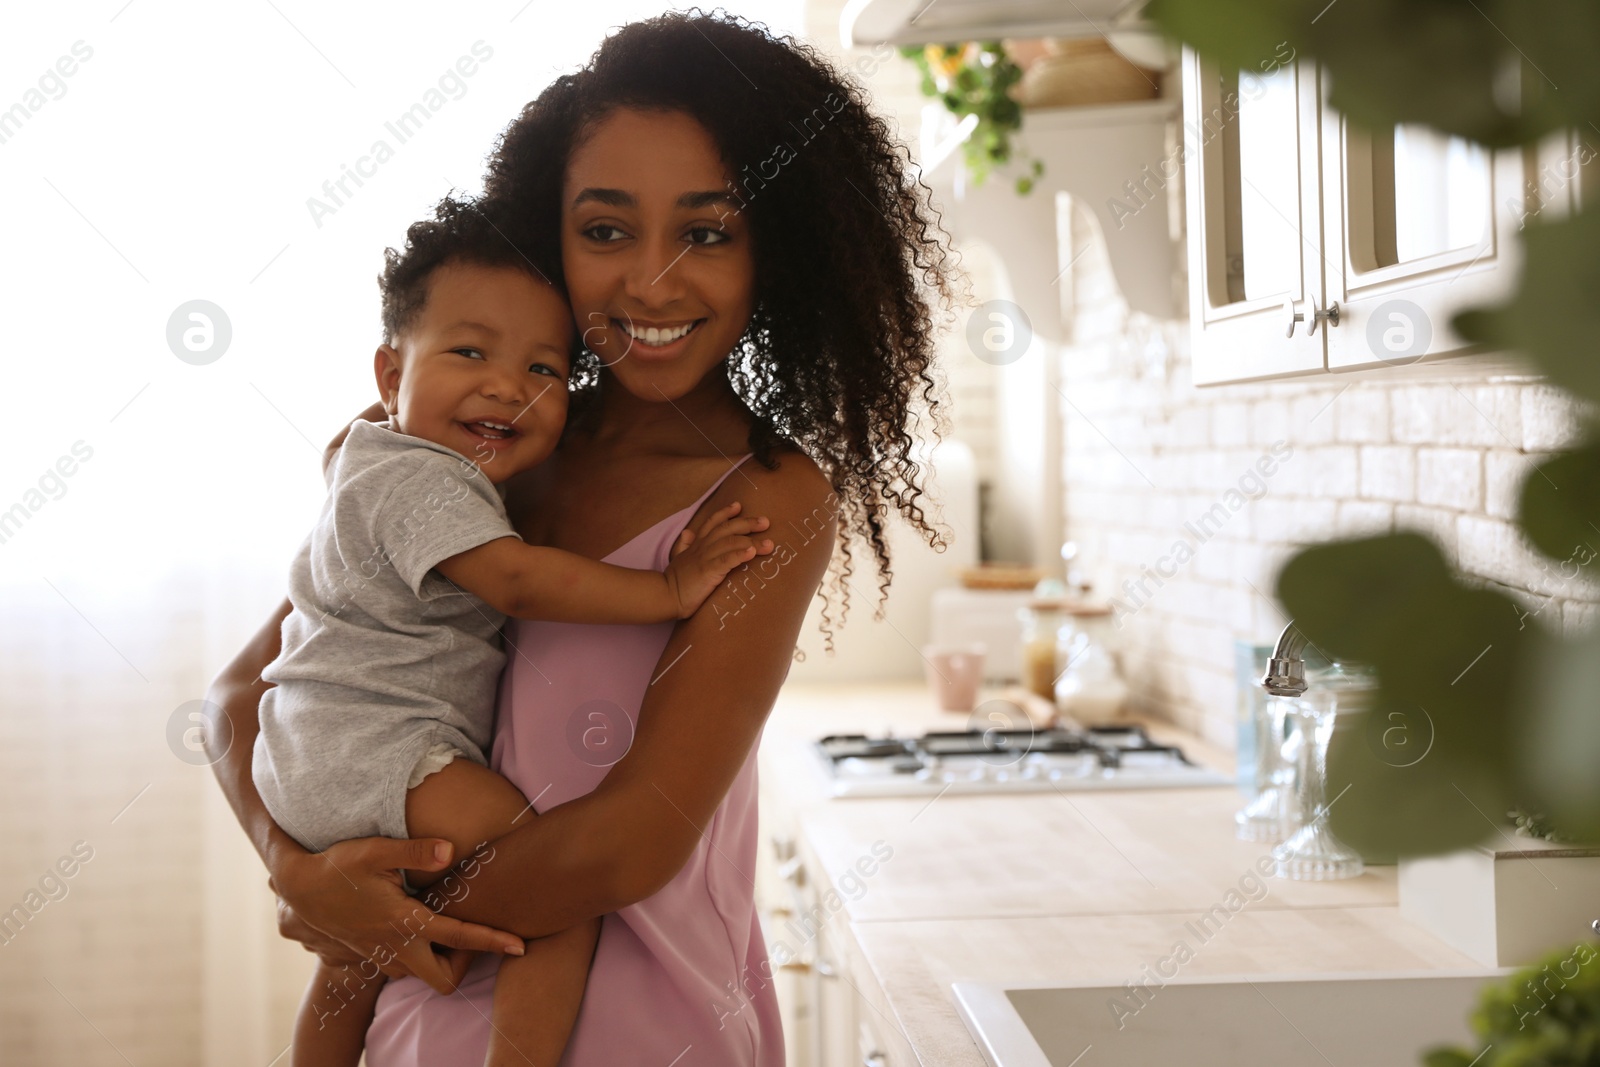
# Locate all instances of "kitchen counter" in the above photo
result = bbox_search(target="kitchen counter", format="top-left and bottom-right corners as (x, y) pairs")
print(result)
(756, 681), (1480, 1067)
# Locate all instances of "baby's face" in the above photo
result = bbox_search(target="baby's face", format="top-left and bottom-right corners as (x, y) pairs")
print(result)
(376, 260), (574, 483)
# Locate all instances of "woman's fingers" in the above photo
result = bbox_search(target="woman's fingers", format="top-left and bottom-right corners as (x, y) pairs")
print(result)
(392, 938), (467, 995)
(275, 895), (364, 968)
(273, 834), (528, 986)
(414, 912), (529, 958)
(354, 835), (457, 874)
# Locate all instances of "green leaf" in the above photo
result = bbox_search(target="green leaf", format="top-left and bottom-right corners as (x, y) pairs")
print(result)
(1325, 690), (1503, 857)
(1276, 533), (1455, 662)
(1308, 0), (1530, 147)
(1145, 0), (1308, 76)
(1521, 625), (1600, 842)
(1517, 443), (1600, 563)
(1453, 210), (1600, 405)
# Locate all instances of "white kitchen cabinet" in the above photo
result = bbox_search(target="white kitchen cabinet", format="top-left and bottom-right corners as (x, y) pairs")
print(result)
(1182, 49), (1328, 384)
(1182, 46), (1529, 384)
(1319, 111), (1523, 370)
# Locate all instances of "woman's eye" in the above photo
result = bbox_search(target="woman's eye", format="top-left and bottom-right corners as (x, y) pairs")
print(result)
(583, 224), (628, 243)
(687, 226), (730, 246)
(453, 347), (486, 360)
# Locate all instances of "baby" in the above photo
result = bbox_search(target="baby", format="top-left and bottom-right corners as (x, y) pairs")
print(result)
(252, 197), (771, 1067)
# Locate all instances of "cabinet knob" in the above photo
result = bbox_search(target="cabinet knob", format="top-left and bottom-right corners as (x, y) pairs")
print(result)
(1283, 297), (1341, 338)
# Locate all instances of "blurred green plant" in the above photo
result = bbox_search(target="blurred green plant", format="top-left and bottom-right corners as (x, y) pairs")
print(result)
(1144, 0), (1600, 856)
(1424, 941), (1600, 1066)
(899, 42), (1046, 194)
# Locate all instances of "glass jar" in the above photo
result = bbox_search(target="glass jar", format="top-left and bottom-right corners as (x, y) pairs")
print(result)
(1018, 597), (1070, 701)
(1272, 660), (1371, 880)
(1052, 605), (1128, 726)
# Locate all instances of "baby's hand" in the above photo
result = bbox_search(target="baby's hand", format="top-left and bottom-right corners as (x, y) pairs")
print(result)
(664, 501), (774, 619)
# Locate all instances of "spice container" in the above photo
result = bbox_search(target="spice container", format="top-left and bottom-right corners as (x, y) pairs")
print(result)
(1052, 603), (1127, 726)
(1018, 593), (1071, 701)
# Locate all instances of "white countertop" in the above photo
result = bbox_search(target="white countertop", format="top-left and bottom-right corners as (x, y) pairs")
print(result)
(758, 681), (1480, 1066)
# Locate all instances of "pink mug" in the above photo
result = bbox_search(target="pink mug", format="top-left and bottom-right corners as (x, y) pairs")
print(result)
(922, 643), (987, 713)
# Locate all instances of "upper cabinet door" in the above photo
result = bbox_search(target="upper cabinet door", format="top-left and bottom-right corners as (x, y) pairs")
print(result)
(1183, 46), (1328, 385)
(1319, 100), (1524, 370)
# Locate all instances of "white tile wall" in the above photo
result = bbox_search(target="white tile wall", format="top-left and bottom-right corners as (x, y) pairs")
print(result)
(1057, 198), (1598, 748)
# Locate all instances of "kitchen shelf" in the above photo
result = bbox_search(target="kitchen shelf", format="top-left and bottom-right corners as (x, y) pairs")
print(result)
(925, 97), (1180, 320)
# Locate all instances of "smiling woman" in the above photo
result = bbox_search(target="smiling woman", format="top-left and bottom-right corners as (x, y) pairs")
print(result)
(202, 11), (956, 1067)
(483, 13), (958, 632)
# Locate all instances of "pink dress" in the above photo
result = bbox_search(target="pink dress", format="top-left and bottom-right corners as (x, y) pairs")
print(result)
(364, 455), (785, 1067)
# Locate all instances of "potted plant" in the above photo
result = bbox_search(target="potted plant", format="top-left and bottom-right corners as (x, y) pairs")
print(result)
(1425, 941), (1600, 1066)
(899, 42), (1044, 194)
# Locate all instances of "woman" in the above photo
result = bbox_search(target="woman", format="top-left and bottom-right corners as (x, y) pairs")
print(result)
(206, 12), (953, 1064)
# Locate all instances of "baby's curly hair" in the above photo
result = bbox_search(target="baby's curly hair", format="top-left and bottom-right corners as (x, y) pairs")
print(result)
(377, 195), (561, 345)
(481, 8), (958, 631)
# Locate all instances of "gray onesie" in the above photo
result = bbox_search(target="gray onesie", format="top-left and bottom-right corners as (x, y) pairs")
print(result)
(252, 418), (517, 854)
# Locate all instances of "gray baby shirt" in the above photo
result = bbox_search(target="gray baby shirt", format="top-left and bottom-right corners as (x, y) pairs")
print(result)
(252, 418), (517, 853)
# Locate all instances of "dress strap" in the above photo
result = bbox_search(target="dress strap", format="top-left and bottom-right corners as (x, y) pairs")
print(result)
(685, 453), (754, 515)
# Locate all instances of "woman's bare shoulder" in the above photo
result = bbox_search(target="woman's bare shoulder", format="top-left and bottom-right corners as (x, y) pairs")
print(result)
(739, 444), (832, 504)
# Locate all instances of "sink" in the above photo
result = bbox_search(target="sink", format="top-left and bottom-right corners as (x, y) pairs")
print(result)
(953, 971), (1503, 1066)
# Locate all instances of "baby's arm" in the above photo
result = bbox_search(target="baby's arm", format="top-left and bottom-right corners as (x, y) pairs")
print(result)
(435, 502), (771, 623)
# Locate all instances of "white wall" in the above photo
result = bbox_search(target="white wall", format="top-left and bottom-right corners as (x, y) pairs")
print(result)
(1056, 193), (1598, 748)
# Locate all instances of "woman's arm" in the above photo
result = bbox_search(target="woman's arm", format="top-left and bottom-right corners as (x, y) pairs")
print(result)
(204, 598), (528, 991)
(431, 454), (838, 937)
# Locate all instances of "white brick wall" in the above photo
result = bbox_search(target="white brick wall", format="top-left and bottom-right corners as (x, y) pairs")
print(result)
(1058, 199), (1598, 748)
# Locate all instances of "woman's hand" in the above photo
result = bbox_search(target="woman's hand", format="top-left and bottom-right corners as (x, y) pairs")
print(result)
(274, 892), (363, 969)
(271, 835), (526, 995)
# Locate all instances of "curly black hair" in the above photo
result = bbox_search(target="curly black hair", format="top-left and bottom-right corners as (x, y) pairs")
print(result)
(481, 9), (958, 632)
(376, 194), (564, 346)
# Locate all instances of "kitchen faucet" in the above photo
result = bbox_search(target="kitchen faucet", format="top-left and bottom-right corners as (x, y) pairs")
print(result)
(1260, 622), (1309, 697)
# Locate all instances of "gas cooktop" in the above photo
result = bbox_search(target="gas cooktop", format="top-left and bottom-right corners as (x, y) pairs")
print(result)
(815, 724), (1231, 797)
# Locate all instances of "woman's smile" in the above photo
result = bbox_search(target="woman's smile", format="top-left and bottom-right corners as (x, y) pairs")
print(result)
(613, 316), (706, 359)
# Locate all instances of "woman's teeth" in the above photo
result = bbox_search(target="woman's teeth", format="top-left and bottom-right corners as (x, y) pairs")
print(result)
(620, 320), (699, 347)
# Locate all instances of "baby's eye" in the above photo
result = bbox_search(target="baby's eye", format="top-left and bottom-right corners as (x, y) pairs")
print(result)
(583, 224), (628, 243)
(687, 226), (729, 246)
(529, 363), (563, 378)
(453, 347), (486, 360)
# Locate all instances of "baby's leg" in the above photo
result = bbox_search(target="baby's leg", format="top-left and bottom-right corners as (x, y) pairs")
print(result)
(405, 759), (600, 1067)
(486, 920), (600, 1067)
(289, 959), (386, 1067)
